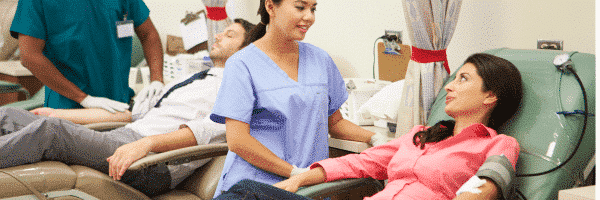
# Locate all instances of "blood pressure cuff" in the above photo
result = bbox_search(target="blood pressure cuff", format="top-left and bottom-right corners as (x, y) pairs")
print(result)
(475, 155), (515, 199)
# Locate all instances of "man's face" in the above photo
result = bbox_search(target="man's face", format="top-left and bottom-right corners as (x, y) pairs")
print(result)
(209, 23), (245, 60)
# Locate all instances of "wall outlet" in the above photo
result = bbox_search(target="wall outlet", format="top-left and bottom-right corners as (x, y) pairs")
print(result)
(383, 30), (402, 55)
(538, 40), (563, 50)
(384, 30), (402, 44)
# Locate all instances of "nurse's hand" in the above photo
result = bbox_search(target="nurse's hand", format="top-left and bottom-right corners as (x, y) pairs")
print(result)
(369, 131), (394, 147)
(273, 178), (302, 193)
(80, 95), (130, 113)
(134, 81), (164, 105)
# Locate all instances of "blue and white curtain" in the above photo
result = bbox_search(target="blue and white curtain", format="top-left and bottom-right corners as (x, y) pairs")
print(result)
(395, 0), (462, 137)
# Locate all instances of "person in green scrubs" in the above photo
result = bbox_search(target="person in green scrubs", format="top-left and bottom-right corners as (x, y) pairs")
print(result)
(10, 0), (164, 113)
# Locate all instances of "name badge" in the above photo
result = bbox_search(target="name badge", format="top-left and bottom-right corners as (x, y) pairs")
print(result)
(116, 20), (134, 38)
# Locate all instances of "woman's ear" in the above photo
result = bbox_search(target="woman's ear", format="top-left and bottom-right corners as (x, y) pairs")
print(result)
(483, 92), (498, 106)
(265, 0), (275, 17)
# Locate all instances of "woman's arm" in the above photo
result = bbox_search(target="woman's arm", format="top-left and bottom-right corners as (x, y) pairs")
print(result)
(225, 118), (295, 177)
(31, 107), (132, 124)
(453, 178), (500, 200)
(328, 110), (375, 143)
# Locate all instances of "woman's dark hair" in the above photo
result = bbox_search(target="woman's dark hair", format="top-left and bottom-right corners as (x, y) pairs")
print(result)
(233, 18), (256, 48)
(242, 0), (283, 47)
(413, 53), (523, 149)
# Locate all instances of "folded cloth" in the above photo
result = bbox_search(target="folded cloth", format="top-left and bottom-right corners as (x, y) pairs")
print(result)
(359, 80), (404, 122)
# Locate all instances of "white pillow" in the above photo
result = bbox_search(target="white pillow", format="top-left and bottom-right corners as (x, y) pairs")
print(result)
(359, 79), (405, 122)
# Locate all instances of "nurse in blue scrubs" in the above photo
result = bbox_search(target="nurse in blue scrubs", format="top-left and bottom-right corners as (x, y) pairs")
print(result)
(210, 0), (377, 197)
(10, 0), (164, 112)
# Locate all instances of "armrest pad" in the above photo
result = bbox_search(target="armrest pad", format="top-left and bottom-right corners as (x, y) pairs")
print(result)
(296, 178), (383, 198)
(84, 122), (129, 131)
(128, 143), (229, 171)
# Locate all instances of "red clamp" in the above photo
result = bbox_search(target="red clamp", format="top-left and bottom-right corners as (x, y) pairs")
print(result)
(410, 46), (450, 74)
(206, 7), (227, 21)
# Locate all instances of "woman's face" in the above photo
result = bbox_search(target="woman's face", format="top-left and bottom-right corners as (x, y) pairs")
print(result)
(269, 0), (317, 41)
(443, 63), (496, 118)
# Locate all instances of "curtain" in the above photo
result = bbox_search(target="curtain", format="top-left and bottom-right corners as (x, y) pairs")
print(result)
(395, 0), (462, 137)
(202, 0), (232, 51)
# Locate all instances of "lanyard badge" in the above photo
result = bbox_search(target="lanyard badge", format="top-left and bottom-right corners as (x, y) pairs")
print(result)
(116, 14), (134, 38)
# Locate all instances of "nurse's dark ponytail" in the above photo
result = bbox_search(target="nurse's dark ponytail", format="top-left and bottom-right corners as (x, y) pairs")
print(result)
(243, 0), (282, 47)
(413, 120), (455, 150)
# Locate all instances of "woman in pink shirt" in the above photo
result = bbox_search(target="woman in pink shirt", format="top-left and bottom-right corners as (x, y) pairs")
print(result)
(214, 53), (523, 200)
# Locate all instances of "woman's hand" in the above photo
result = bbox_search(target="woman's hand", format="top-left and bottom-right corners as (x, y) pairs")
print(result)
(106, 138), (153, 180)
(273, 177), (302, 193)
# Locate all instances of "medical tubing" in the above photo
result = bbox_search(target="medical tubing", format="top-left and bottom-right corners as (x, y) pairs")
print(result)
(372, 37), (381, 79)
(516, 66), (588, 177)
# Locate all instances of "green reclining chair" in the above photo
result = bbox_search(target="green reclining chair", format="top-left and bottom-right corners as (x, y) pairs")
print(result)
(427, 48), (595, 199)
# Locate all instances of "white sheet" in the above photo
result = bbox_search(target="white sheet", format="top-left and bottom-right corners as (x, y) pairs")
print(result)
(359, 79), (405, 123)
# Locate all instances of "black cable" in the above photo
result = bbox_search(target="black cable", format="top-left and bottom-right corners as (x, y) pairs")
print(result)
(516, 65), (589, 177)
(515, 189), (527, 200)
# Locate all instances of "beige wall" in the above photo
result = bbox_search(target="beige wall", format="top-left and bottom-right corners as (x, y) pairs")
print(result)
(448, 0), (595, 72)
(143, 0), (260, 51)
(146, 0), (595, 76)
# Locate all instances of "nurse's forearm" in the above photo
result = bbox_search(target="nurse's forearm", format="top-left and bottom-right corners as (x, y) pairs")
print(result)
(19, 35), (87, 103)
(136, 17), (164, 83)
(226, 118), (294, 177)
(328, 110), (375, 143)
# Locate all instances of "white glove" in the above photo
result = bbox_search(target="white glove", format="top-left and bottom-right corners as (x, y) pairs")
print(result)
(131, 92), (161, 121)
(134, 81), (164, 105)
(455, 175), (487, 196)
(80, 95), (130, 113)
(290, 165), (310, 177)
(369, 131), (393, 147)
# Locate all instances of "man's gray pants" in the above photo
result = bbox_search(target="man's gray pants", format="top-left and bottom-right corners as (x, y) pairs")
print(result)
(0, 107), (171, 196)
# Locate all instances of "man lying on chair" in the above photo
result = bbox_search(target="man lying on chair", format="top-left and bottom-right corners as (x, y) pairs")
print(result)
(0, 19), (255, 197)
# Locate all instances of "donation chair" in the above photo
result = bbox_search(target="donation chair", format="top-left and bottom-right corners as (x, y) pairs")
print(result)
(282, 48), (596, 200)
(427, 48), (595, 200)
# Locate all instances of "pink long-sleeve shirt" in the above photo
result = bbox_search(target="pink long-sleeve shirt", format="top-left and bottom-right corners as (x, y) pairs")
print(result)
(311, 123), (519, 200)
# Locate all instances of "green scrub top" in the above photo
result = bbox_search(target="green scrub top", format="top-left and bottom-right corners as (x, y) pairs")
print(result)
(10, 0), (150, 109)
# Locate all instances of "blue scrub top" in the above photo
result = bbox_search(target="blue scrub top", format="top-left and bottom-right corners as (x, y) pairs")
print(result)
(10, 0), (150, 109)
(210, 42), (348, 196)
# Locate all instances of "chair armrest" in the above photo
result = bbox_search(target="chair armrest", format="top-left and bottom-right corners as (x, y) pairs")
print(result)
(83, 122), (129, 131)
(296, 178), (384, 199)
(1, 87), (45, 110)
(128, 143), (229, 171)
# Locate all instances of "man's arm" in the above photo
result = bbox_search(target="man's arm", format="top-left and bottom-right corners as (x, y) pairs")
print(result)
(328, 110), (375, 143)
(19, 34), (87, 103)
(31, 107), (132, 124)
(107, 126), (198, 180)
(134, 17), (163, 83)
